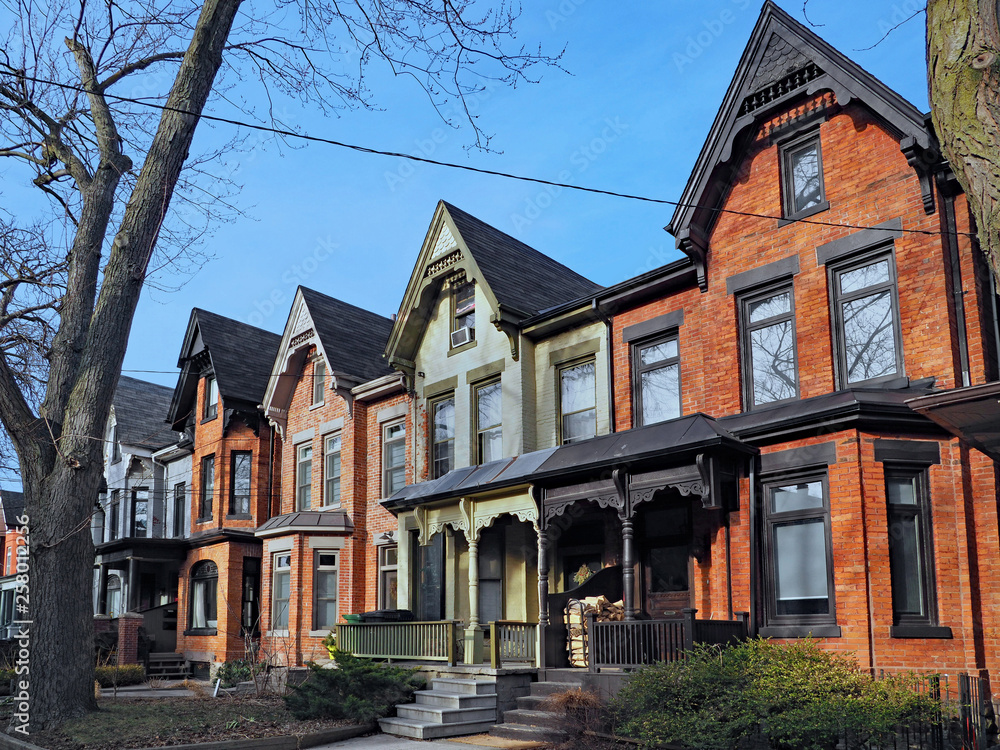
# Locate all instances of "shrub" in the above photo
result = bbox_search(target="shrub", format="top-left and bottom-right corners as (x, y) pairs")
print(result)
(95, 664), (146, 688)
(216, 658), (261, 688)
(284, 648), (424, 723)
(612, 638), (939, 750)
(543, 687), (607, 735)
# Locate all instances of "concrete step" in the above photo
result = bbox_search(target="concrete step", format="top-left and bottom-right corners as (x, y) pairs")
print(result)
(490, 722), (568, 743)
(415, 690), (498, 709)
(529, 681), (579, 697)
(396, 704), (496, 724)
(379, 716), (498, 740)
(515, 694), (551, 711)
(431, 678), (497, 695)
(501, 709), (565, 730)
(543, 669), (590, 684)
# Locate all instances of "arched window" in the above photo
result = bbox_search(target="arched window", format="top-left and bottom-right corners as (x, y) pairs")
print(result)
(189, 561), (218, 630)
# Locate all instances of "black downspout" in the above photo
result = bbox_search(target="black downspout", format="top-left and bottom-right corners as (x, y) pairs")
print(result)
(748, 459), (758, 637)
(267, 422), (276, 520)
(593, 300), (616, 432)
(943, 192), (972, 387)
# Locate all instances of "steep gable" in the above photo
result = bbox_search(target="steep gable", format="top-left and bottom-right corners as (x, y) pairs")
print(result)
(385, 201), (602, 372)
(666, 1), (936, 291)
(112, 375), (178, 451)
(262, 287), (396, 436)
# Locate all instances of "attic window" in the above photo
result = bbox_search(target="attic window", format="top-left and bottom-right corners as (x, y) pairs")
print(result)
(781, 134), (826, 219)
(204, 376), (219, 420)
(452, 281), (475, 347)
(312, 360), (326, 405)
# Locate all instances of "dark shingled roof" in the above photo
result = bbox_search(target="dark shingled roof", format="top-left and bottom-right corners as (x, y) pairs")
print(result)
(114, 376), (178, 450)
(300, 288), (395, 382)
(444, 202), (603, 316)
(0, 490), (24, 528)
(193, 309), (283, 406)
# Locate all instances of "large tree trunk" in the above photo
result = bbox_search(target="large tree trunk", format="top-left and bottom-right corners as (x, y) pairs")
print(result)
(927, 0), (1000, 273)
(19, 0), (243, 729)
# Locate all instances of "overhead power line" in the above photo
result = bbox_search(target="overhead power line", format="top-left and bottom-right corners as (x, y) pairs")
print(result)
(5, 72), (977, 240)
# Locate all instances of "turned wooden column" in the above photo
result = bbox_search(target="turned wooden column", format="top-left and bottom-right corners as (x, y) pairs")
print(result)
(622, 514), (635, 621)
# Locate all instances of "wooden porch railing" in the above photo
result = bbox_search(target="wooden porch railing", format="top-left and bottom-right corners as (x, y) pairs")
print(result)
(336, 620), (462, 666)
(488, 621), (537, 668)
(584, 608), (749, 672)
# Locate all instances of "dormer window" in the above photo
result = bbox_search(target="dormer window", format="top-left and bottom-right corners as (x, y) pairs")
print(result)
(203, 375), (219, 420)
(110, 424), (121, 463)
(781, 134), (826, 219)
(451, 281), (475, 347)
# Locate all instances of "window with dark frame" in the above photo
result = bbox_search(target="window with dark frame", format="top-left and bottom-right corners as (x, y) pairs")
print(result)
(271, 553), (291, 630)
(886, 468), (938, 626)
(203, 375), (219, 420)
(781, 134), (825, 218)
(323, 434), (342, 507)
(173, 482), (186, 538)
(453, 281), (475, 336)
(109, 489), (121, 541)
(831, 251), (902, 386)
(383, 421), (406, 497)
(633, 335), (680, 426)
(763, 475), (836, 627)
(378, 545), (398, 610)
(476, 380), (503, 464)
(189, 560), (218, 631)
(312, 360), (326, 405)
(296, 444), (313, 511)
(559, 360), (597, 444)
(430, 396), (455, 479)
(313, 551), (338, 630)
(199, 455), (215, 521)
(741, 285), (798, 409)
(130, 487), (149, 538)
(229, 451), (252, 516)
(241, 557), (260, 636)
(110, 424), (120, 463)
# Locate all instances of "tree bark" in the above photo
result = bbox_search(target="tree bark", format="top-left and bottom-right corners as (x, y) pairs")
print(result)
(19, 0), (243, 728)
(927, 0), (1000, 274)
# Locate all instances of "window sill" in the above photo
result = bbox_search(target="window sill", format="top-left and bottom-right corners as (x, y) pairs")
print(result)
(758, 625), (841, 638)
(195, 517), (213, 524)
(226, 513), (253, 521)
(777, 200), (830, 227)
(183, 628), (218, 637)
(267, 630), (289, 637)
(309, 629), (335, 637)
(319, 503), (342, 511)
(309, 401), (324, 410)
(891, 625), (952, 639)
(447, 340), (477, 357)
(200, 414), (218, 425)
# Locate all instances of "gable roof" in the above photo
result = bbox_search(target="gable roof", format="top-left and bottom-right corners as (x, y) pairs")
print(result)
(299, 287), (395, 382)
(0, 490), (24, 529)
(386, 201), (602, 368)
(666, 1), (933, 270)
(113, 376), (178, 450)
(443, 202), (602, 317)
(167, 309), (282, 427)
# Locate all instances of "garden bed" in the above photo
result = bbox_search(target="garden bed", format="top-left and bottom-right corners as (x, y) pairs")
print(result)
(0, 696), (365, 750)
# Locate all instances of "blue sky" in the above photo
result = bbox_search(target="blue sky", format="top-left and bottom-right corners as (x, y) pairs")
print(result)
(16, 0), (934, 390)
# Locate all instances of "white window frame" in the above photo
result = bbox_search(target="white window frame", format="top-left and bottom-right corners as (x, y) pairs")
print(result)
(271, 553), (291, 633)
(297, 443), (313, 511)
(312, 551), (339, 633)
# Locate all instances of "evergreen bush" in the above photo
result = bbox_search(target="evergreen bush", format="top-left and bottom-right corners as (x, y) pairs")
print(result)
(612, 638), (940, 750)
(284, 648), (424, 723)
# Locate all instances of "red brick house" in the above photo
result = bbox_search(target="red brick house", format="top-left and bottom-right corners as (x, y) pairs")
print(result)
(166, 309), (282, 669)
(257, 287), (405, 664)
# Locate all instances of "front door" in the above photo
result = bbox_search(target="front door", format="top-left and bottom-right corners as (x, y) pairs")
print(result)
(478, 526), (503, 624)
(641, 503), (692, 618)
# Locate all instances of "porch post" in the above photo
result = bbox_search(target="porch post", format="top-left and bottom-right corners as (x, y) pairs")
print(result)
(464, 535), (484, 664)
(127, 558), (138, 613)
(537, 523), (548, 669)
(97, 563), (109, 615)
(621, 515), (636, 620)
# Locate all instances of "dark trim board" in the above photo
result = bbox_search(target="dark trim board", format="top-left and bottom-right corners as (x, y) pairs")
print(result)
(622, 309), (685, 342)
(873, 439), (941, 465)
(727, 255), (800, 296)
(759, 441), (836, 474)
(816, 217), (903, 265)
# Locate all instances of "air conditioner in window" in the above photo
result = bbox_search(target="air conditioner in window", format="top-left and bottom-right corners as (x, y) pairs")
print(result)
(450, 327), (474, 348)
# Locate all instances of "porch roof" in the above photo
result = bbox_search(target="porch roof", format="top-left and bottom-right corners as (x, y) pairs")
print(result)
(906, 381), (1000, 462)
(382, 413), (753, 511)
(255, 509), (355, 537)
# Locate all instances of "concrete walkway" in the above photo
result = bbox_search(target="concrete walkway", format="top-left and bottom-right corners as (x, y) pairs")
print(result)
(311, 733), (548, 750)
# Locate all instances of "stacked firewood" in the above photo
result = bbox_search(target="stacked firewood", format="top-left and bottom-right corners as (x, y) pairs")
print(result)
(564, 596), (626, 666)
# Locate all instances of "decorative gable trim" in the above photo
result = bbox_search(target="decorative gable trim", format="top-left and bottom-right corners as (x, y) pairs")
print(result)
(431, 224), (459, 259)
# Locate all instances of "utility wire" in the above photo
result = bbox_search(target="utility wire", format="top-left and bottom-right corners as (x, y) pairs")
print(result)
(4, 71), (977, 240)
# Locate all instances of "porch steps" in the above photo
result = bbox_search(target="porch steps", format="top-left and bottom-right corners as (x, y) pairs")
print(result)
(146, 652), (189, 680)
(489, 675), (591, 744)
(380, 677), (498, 740)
